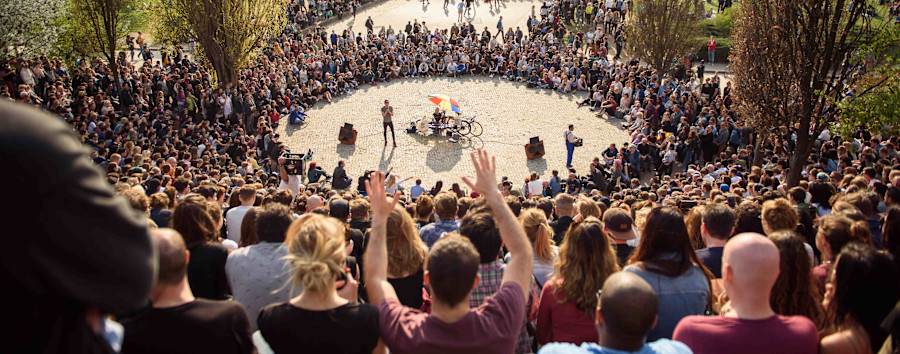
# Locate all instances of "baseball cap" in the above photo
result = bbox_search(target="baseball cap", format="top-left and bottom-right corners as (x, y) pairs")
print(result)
(602, 208), (636, 241)
(329, 199), (350, 219)
(720, 184), (730, 192)
(816, 172), (829, 182)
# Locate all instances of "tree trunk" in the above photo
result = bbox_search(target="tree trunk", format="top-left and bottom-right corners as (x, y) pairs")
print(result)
(752, 129), (768, 167)
(786, 122), (813, 188)
(108, 34), (123, 106)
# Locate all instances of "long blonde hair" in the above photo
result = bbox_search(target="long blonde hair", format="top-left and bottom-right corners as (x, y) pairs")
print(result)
(386, 206), (427, 277)
(519, 208), (556, 264)
(576, 197), (602, 219)
(285, 214), (346, 295)
(552, 217), (621, 318)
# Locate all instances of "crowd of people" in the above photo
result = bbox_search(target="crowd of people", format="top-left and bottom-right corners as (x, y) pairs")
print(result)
(4, 0), (900, 353)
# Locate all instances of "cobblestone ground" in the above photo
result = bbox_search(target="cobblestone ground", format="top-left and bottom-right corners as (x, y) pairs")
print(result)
(326, 0), (541, 35)
(277, 76), (631, 186)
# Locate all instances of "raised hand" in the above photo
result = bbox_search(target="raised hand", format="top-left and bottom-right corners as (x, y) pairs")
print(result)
(461, 148), (499, 196)
(365, 171), (400, 217)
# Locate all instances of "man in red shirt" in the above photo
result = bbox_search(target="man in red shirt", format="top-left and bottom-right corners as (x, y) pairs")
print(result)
(672, 233), (819, 354)
(706, 35), (717, 64)
(364, 149), (533, 354)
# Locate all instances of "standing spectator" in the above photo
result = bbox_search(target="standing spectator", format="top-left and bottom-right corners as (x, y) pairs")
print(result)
(673, 233), (819, 354)
(536, 217), (620, 345)
(813, 214), (870, 293)
(603, 208), (638, 267)
(257, 214), (385, 353)
(367, 149), (533, 353)
(550, 194), (576, 245)
(225, 203), (293, 331)
(706, 35), (717, 64)
(767, 231), (826, 331)
(225, 185), (256, 242)
(538, 272), (693, 354)
(385, 206), (428, 309)
(122, 229), (253, 354)
(820, 243), (900, 354)
(695, 203), (734, 278)
(625, 207), (713, 341)
(172, 194), (230, 300)
(150, 192), (174, 228)
(419, 192), (461, 248)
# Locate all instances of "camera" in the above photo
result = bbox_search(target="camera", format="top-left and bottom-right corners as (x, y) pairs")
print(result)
(574, 138), (584, 147)
(281, 149), (313, 175)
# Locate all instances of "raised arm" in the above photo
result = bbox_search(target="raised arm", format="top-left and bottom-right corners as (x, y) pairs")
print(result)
(277, 157), (289, 183)
(461, 149), (532, 299)
(363, 171), (400, 305)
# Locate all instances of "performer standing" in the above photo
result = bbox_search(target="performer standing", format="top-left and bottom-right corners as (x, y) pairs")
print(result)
(382, 100), (397, 147)
(565, 124), (577, 168)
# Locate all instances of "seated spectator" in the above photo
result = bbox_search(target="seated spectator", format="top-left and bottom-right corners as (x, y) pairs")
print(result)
(385, 205), (428, 309)
(225, 185), (257, 242)
(173, 194), (230, 300)
(536, 217), (620, 346)
(767, 231), (826, 331)
(257, 214), (384, 353)
(122, 229), (253, 354)
(366, 150), (533, 353)
(602, 208), (638, 267)
(538, 272), (692, 354)
(696, 203), (735, 278)
(225, 203), (293, 331)
(625, 207), (713, 341)
(673, 233), (819, 354)
(820, 243), (900, 354)
(419, 191), (461, 248)
(332, 160), (353, 190)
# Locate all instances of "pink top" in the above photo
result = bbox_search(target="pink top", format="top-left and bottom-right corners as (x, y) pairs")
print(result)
(379, 282), (526, 354)
(535, 279), (599, 345)
(673, 314), (819, 354)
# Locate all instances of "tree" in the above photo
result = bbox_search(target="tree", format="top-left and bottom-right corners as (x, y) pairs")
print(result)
(172, 0), (288, 87)
(0, 0), (66, 64)
(71, 0), (133, 100)
(626, 0), (704, 74)
(730, 0), (894, 187)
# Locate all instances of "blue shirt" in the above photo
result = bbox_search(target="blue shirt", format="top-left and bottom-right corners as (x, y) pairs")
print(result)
(549, 176), (563, 195)
(410, 184), (426, 199)
(538, 339), (693, 354)
(419, 219), (460, 248)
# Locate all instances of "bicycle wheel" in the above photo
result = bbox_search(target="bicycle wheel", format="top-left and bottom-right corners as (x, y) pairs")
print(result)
(456, 121), (471, 136)
(469, 120), (483, 137)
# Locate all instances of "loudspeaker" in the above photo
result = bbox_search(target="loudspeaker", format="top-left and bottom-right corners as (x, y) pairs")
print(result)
(338, 123), (357, 144)
(525, 137), (545, 159)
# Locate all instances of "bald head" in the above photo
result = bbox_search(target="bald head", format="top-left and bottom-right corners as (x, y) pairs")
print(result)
(307, 195), (324, 211)
(723, 233), (780, 297)
(152, 228), (188, 286)
(600, 272), (658, 337)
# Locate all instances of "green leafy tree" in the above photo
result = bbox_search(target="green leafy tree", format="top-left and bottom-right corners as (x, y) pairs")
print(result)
(71, 0), (135, 98)
(0, 0), (66, 64)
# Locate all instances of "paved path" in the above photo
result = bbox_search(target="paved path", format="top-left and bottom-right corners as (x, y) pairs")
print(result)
(277, 76), (630, 187)
(325, 0), (541, 35)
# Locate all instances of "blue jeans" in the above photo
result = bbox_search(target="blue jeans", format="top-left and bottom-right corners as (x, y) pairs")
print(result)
(683, 150), (694, 171)
(566, 142), (575, 167)
(708, 50), (715, 64)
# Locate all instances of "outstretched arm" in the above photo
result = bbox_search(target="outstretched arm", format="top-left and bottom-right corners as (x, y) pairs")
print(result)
(461, 149), (533, 299)
(363, 171), (401, 305)
(277, 157), (289, 183)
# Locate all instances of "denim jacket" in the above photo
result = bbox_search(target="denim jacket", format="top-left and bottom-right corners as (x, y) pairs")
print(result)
(623, 258), (710, 341)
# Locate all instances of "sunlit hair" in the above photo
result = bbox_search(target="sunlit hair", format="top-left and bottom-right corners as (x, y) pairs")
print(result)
(519, 208), (556, 264)
(552, 217), (621, 318)
(768, 231), (826, 331)
(284, 214), (345, 295)
(172, 194), (218, 248)
(386, 205), (427, 277)
(818, 214), (871, 259)
(576, 197), (602, 219)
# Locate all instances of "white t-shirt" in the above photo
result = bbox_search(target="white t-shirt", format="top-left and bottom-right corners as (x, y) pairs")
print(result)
(527, 179), (544, 197)
(278, 175), (304, 196)
(225, 205), (253, 242)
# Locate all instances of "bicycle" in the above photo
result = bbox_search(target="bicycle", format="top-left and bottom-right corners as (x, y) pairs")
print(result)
(455, 114), (483, 137)
(411, 114), (483, 138)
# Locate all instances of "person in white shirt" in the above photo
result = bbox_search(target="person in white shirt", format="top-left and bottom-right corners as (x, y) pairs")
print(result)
(277, 156), (304, 196)
(225, 185), (256, 242)
(565, 124), (578, 168)
(527, 172), (544, 198)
